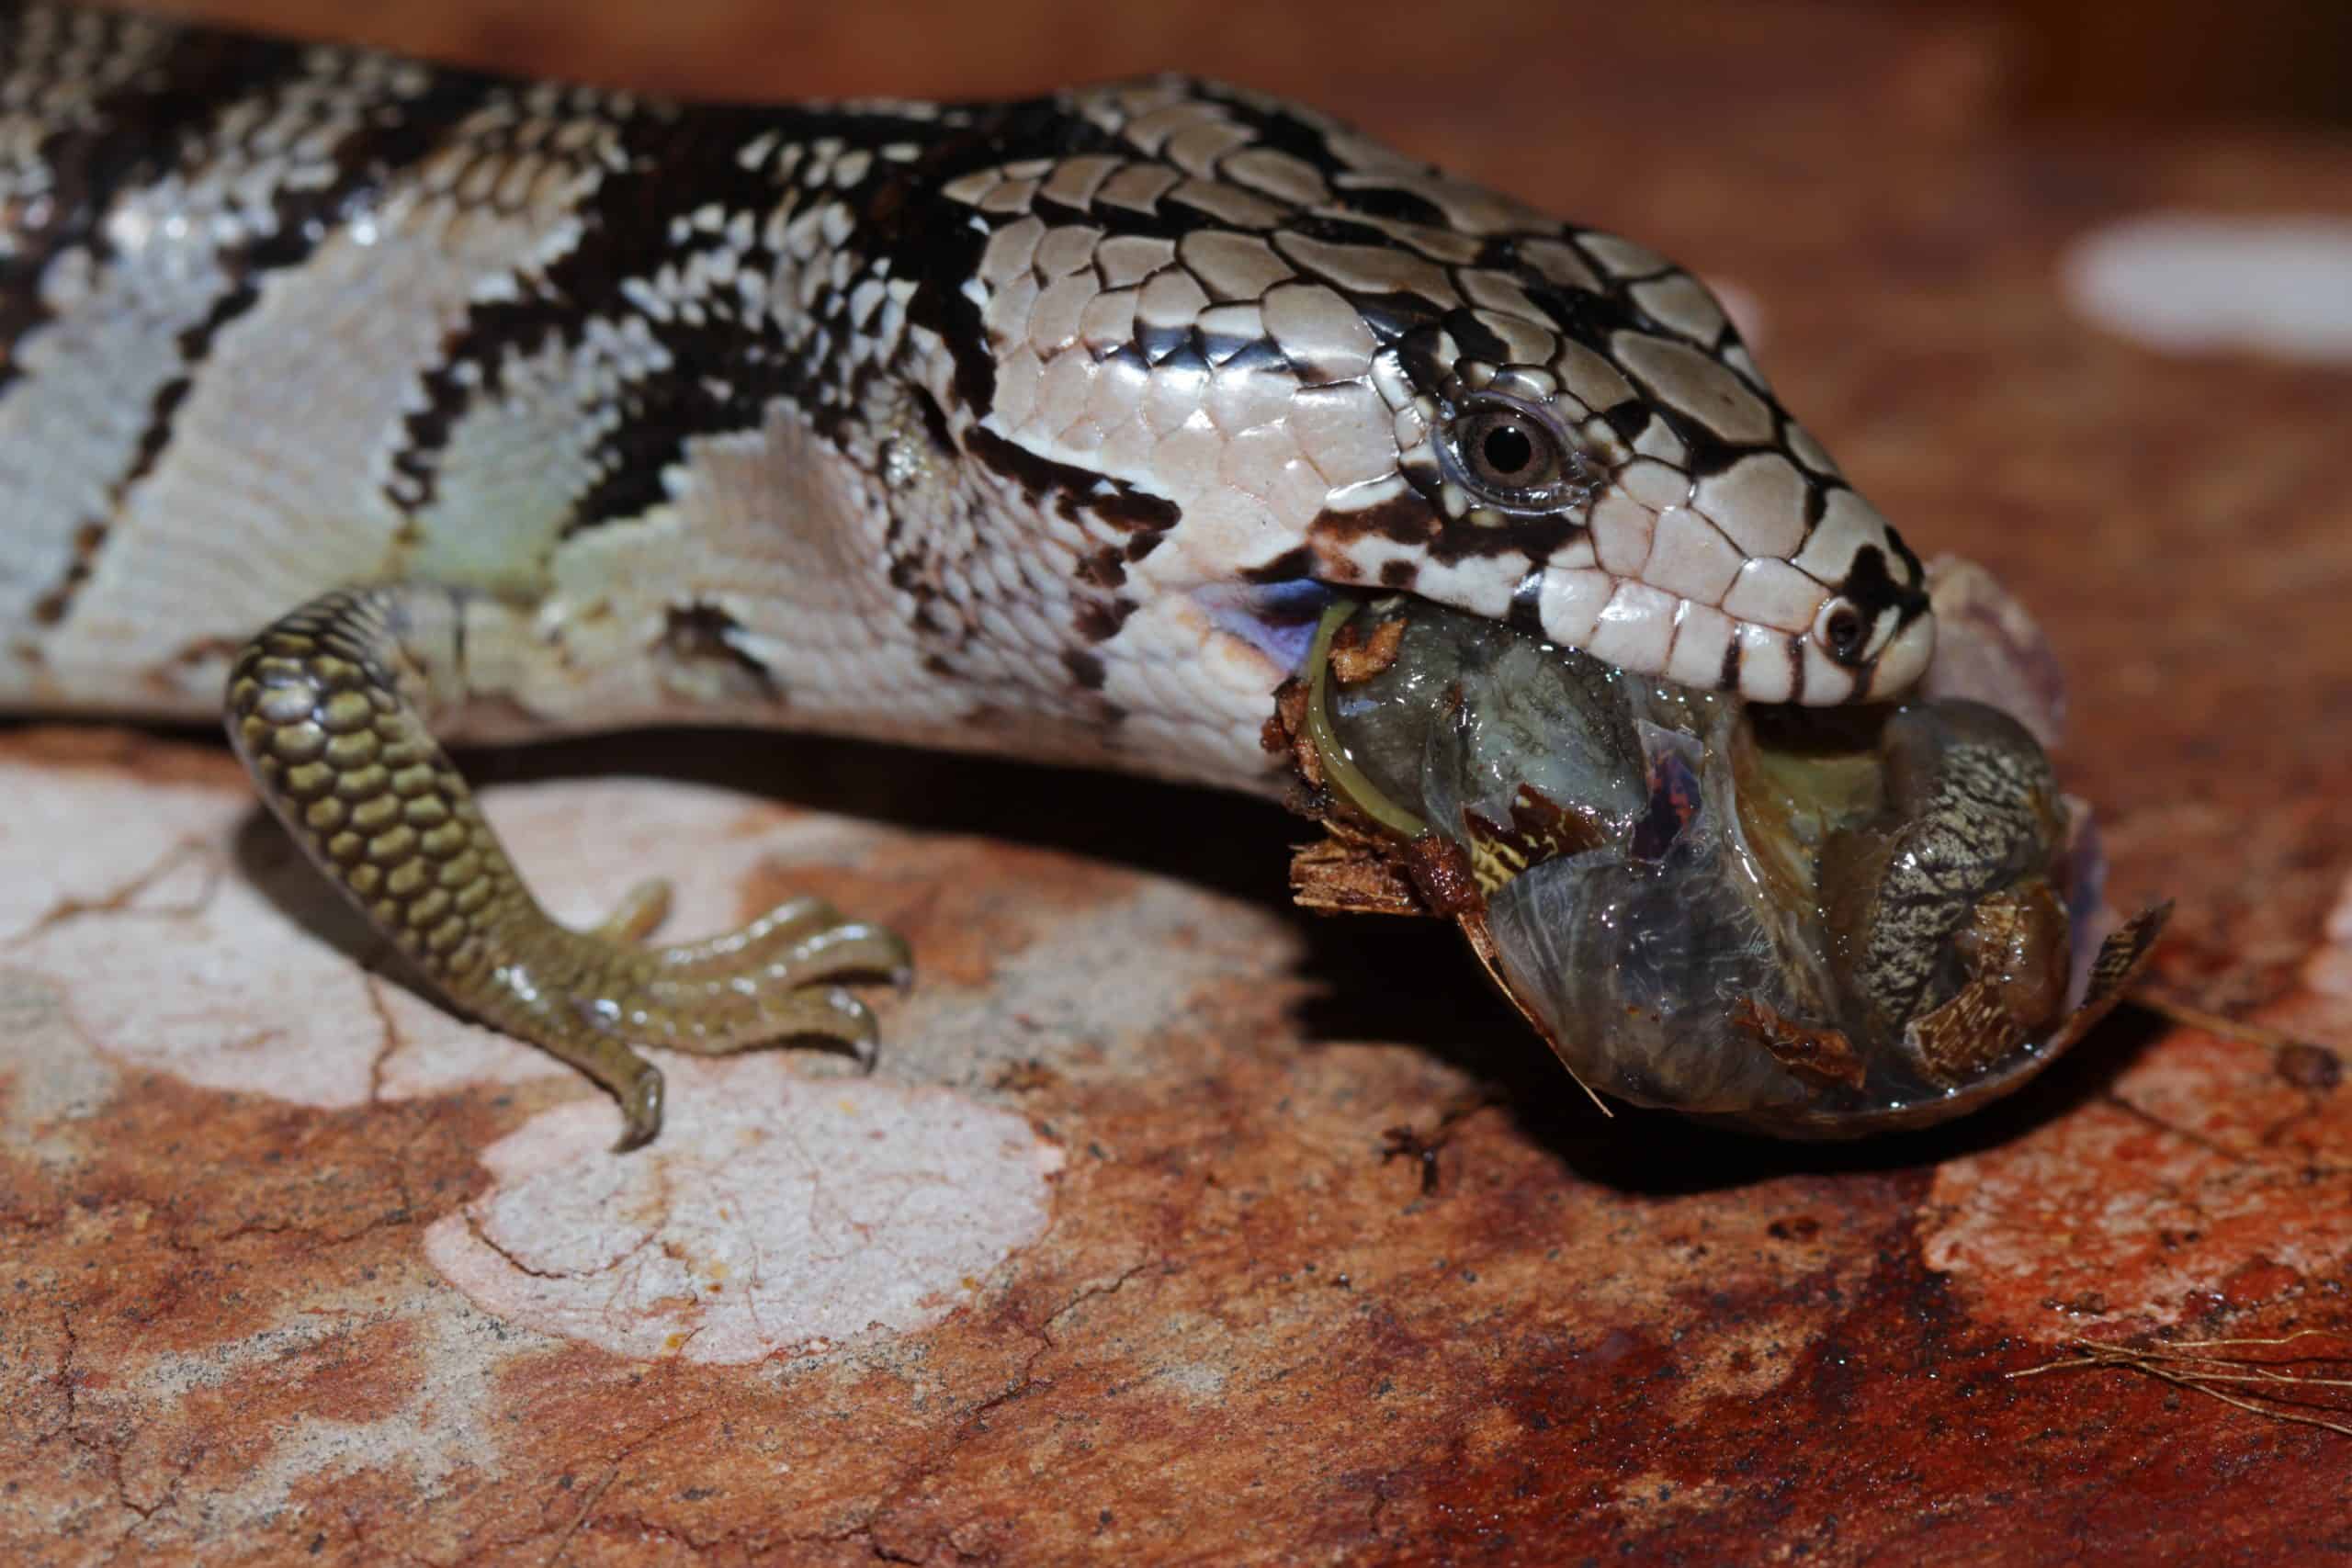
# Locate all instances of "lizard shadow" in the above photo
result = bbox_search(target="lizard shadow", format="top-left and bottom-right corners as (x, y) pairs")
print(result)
(222, 719), (1297, 1028)
(228, 802), (388, 968)
(223, 722), (2172, 1196)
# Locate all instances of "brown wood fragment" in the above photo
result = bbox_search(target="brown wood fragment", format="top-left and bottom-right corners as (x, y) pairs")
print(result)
(1265, 675), (1325, 794)
(1731, 997), (1868, 1089)
(1289, 830), (1430, 917)
(1328, 616), (1406, 684)
(1402, 832), (1482, 918)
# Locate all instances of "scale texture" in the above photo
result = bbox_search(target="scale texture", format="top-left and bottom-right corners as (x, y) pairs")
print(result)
(0, 0), (1930, 807)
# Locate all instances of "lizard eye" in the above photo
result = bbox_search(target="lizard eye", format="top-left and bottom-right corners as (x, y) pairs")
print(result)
(1465, 410), (1553, 488)
(1441, 395), (1588, 513)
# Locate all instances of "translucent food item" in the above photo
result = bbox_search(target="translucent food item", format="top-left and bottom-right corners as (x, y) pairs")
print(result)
(1291, 595), (2166, 1137)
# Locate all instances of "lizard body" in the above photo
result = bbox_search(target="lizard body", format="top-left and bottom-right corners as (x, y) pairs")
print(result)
(0, 2), (1936, 1142)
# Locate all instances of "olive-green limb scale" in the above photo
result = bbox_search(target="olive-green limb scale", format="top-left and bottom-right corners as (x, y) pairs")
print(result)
(225, 588), (912, 1150)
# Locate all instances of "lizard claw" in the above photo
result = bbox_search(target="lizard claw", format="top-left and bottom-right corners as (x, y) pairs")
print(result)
(227, 586), (916, 1152)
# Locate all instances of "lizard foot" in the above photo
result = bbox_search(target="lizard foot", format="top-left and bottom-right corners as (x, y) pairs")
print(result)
(226, 586), (913, 1151)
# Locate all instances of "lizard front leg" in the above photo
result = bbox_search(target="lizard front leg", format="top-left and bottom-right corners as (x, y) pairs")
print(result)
(224, 585), (910, 1150)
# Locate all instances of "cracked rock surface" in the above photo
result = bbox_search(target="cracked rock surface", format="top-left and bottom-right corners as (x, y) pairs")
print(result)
(6, 3), (2352, 1563)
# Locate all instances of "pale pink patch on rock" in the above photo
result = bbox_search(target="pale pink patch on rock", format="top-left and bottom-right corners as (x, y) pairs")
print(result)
(0, 766), (244, 940)
(3, 763), (404, 1107)
(424, 1060), (1063, 1363)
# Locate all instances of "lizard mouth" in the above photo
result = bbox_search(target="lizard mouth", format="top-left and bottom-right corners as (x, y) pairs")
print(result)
(1273, 592), (2165, 1138)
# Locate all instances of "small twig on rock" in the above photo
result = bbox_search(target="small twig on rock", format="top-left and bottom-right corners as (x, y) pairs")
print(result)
(1379, 1099), (1500, 1196)
(2128, 991), (2343, 1091)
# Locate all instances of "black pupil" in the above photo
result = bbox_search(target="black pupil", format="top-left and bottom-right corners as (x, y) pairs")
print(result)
(1828, 610), (1862, 654)
(1479, 422), (1536, 481)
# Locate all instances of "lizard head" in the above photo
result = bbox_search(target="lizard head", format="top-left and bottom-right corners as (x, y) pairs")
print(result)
(942, 78), (1933, 704)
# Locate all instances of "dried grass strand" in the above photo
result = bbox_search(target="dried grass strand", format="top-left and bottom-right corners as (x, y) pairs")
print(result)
(2010, 1330), (2352, 1438)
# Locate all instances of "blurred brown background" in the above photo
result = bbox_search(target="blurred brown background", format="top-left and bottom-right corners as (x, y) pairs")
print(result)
(132, 0), (2352, 131)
